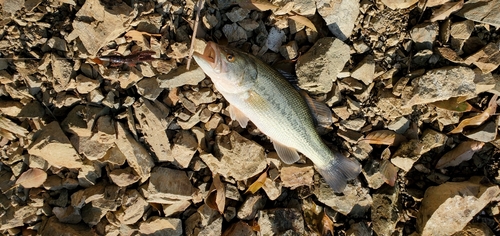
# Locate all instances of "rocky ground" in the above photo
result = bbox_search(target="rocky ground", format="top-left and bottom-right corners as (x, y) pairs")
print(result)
(1, 0), (500, 235)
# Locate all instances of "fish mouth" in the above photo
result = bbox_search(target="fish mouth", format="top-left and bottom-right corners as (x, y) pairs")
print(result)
(193, 42), (222, 72)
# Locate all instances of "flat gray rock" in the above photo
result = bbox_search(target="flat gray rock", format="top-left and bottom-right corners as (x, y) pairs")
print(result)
(296, 37), (350, 94)
(316, 0), (359, 41)
(406, 66), (476, 106)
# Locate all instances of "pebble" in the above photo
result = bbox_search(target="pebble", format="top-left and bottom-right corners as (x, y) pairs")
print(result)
(226, 7), (249, 23)
(410, 22), (439, 50)
(222, 23), (247, 43)
(136, 77), (163, 101)
(315, 181), (372, 217)
(171, 130), (198, 168)
(237, 193), (267, 220)
(266, 27), (286, 52)
(351, 55), (375, 85)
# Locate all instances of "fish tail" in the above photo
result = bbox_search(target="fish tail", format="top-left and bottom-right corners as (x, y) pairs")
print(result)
(315, 153), (361, 193)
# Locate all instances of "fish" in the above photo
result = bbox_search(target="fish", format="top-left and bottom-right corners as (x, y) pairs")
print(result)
(193, 42), (361, 192)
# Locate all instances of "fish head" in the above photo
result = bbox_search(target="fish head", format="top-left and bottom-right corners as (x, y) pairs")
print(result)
(193, 42), (257, 94)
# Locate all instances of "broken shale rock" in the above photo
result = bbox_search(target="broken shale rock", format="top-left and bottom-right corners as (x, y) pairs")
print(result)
(28, 121), (83, 169)
(406, 66), (476, 107)
(115, 122), (155, 183)
(200, 131), (267, 181)
(317, 0), (359, 41)
(296, 37), (350, 94)
(417, 176), (500, 236)
(147, 167), (196, 204)
(133, 98), (172, 162)
(67, 0), (136, 56)
(258, 208), (306, 235)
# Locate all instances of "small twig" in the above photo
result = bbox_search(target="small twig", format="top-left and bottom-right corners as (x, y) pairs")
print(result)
(187, 0), (205, 70)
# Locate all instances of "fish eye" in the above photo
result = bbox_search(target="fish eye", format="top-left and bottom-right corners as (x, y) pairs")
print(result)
(226, 54), (235, 62)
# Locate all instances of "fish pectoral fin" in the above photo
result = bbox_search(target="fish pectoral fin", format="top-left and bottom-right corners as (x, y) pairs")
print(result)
(299, 90), (333, 128)
(272, 140), (300, 164)
(228, 105), (249, 128)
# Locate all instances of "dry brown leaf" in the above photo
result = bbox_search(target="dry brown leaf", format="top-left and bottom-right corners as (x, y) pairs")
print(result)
(288, 14), (317, 33)
(436, 47), (465, 64)
(430, 0), (464, 22)
(432, 97), (474, 112)
(206, 173), (226, 214)
(15, 168), (47, 188)
(449, 95), (498, 134)
(124, 30), (162, 39)
(435, 141), (484, 169)
(302, 198), (323, 233)
(363, 130), (407, 146)
(245, 170), (267, 194)
(237, 0), (279, 11)
(380, 160), (398, 186)
(320, 210), (334, 235)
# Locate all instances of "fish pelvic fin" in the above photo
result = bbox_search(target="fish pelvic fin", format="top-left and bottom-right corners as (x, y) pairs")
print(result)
(228, 105), (249, 128)
(315, 153), (361, 193)
(272, 139), (300, 164)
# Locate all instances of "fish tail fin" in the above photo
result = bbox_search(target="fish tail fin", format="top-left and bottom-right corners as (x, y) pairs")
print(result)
(315, 153), (361, 193)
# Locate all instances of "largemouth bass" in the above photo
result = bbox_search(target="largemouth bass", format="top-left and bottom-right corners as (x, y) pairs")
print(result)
(193, 42), (361, 192)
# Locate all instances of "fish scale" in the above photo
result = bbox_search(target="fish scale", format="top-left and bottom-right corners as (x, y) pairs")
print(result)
(193, 42), (361, 192)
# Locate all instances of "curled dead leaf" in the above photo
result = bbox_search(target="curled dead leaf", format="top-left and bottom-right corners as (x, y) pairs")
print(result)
(363, 130), (407, 146)
(431, 97), (474, 112)
(288, 14), (317, 33)
(237, 0), (278, 11)
(206, 173), (226, 214)
(245, 169), (268, 194)
(436, 141), (484, 169)
(302, 198), (323, 233)
(124, 30), (162, 41)
(380, 160), (398, 186)
(320, 210), (334, 235)
(449, 95), (498, 134)
(16, 168), (47, 188)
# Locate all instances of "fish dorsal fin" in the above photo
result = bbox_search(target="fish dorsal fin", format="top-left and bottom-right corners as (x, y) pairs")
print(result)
(274, 65), (333, 128)
(276, 69), (298, 84)
(228, 105), (249, 128)
(298, 90), (333, 128)
(272, 139), (300, 164)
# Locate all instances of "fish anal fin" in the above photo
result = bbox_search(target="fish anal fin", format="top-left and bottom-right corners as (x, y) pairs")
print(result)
(228, 105), (249, 128)
(299, 90), (333, 128)
(272, 139), (300, 164)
